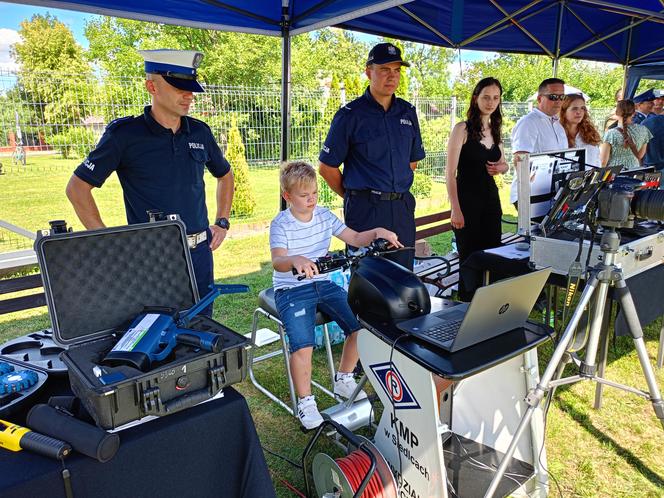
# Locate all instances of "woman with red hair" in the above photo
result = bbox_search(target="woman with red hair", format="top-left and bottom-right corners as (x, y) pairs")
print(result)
(559, 94), (601, 167)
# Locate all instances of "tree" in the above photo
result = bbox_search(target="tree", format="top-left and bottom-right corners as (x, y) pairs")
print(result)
(403, 42), (455, 97)
(12, 14), (94, 127)
(13, 14), (90, 74)
(291, 29), (368, 90)
(226, 115), (257, 218)
(84, 17), (156, 79)
(452, 53), (621, 107)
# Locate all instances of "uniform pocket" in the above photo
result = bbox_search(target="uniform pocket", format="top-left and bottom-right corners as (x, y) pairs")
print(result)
(188, 147), (209, 164)
(355, 127), (386, 161)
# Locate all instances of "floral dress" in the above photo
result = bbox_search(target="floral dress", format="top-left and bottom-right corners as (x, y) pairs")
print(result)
(602, 124), (653, 171)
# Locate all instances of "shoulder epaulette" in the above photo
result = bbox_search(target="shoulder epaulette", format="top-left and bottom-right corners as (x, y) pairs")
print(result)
(395, 97), (415, 109)
(105, 115), (136, 131)
(187, 116), (212, 131)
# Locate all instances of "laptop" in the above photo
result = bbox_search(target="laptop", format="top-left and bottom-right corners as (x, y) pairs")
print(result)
(397, 268), (552, 352)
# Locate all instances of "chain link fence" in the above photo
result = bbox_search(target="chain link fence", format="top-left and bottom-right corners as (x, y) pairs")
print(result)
(0, 69), (613, 224)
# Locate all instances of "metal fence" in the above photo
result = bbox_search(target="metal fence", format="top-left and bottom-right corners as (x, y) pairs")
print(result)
(0, 70), (613, 223)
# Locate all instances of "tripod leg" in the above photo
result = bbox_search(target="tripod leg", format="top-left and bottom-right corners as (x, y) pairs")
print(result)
(484, 274), (600, 498)
(657, 316), (663, 369)
(593, 298), (614, 409)
(613, 279), (664, 428)
(579, 275), (612, 376)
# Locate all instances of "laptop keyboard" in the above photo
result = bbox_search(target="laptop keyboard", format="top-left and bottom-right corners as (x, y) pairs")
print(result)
(421, 319), (463, 343)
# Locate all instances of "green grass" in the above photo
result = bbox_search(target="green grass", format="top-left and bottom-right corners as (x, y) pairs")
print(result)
(0, 155), (460, 240)
(1, 161), (663, 497)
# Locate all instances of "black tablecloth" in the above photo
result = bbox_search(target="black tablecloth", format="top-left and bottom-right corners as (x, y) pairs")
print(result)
(0, 387), (276, 498)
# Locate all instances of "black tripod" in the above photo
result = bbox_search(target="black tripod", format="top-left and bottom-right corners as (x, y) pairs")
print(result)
(484, 227), (664, 498)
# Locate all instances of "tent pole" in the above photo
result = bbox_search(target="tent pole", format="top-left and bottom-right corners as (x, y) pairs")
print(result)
(552, 0), (564, 77)
(622, 18), (633, 96)
(280, 4), (291, 211)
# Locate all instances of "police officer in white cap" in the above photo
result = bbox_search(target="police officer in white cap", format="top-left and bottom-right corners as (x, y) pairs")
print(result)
(66, 49), (234, 316)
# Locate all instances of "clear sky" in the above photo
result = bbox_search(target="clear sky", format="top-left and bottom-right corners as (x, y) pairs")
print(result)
(0, 1), (494, 74)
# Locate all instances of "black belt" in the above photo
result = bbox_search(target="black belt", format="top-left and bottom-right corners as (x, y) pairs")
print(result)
(347, 189), (404, 201)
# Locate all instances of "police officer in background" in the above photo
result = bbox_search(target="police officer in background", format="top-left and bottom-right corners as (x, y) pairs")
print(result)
(319, 43), (425, 270)
(66, 50), (234, 316)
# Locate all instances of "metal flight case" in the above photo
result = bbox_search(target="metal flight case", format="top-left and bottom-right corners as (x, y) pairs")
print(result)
(34, 218), (249, 430)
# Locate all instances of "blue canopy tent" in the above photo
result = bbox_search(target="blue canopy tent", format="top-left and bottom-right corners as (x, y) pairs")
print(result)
(5, 0), (664, 163)
(625, 61), (664, 97)
(339, 0), (664, 68)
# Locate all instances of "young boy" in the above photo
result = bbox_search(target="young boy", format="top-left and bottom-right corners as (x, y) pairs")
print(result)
(270, 161), (402, 429)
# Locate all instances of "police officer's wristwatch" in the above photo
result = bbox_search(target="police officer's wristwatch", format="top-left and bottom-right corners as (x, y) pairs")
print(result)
(214, 217), (230, 230)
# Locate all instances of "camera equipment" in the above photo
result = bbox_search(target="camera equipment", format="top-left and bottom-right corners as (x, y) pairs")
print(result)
(531, 168), (664, 279)
(289, 240), (429, 322)
(291, 238), (402, 281)
(597, 176), (664, 228)
(102, 283), (248, 371)
(348, 257), (430, 321)
(486, 172), (664, 497)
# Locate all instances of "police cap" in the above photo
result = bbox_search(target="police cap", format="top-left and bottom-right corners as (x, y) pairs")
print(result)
(139, 49), (205, 93)
(366, 43), (410, 67)
(633, 88), (656, 103)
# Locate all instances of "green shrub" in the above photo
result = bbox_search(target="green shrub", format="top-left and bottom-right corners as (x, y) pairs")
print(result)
(226, 115), (257, 218)
(411, 171), (433, 199)
(48, 127), (97, 159)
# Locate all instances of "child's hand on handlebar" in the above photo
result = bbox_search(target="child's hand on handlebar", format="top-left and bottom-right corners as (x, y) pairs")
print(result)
(374, 229), (403, 249)
(291, 255), (319, 279)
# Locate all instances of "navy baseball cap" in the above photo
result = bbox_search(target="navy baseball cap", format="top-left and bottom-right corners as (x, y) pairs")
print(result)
(633, 88), (656, 103)
(139, 49), (205, 93)
(366, 43), (410, 67)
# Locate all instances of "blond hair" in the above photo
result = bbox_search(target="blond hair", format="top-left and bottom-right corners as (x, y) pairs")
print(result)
(280, 161), (317, 193)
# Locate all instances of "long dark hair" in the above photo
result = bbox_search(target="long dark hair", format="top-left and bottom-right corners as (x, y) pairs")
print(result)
(466, 77), (503, 145)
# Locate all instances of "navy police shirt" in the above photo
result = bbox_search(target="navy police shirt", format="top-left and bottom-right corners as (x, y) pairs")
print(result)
(74, 106), (231, 234)
(319, 87), (425, 193)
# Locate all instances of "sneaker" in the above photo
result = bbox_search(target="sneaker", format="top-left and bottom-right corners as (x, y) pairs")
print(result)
(297, 396), (324, 430)
(334, 373), (368, 401)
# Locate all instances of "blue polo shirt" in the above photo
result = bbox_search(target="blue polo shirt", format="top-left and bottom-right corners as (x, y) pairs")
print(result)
(319, 87), (425, 193)
(74, 106), (231, 233)
(642, 114), (664, 170)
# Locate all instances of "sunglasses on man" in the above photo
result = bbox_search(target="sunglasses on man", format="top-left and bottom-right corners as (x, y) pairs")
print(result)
(542, 94), (565, 101)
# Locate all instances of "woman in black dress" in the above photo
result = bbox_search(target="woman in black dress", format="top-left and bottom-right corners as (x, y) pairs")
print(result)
(446, 77), (508, 300)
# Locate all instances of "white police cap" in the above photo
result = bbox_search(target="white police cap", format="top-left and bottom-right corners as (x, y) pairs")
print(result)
(139, 49), (205, 93)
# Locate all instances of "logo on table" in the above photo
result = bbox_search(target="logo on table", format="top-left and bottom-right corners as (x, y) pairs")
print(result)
(499, 303), (510, 314)
(370, 362), (420, 410)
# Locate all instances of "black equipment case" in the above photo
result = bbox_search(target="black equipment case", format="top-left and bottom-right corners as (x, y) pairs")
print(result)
(34, 218), (249, 430)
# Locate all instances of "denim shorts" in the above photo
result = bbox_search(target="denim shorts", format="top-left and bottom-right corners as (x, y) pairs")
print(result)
(274, 280), (361, 353)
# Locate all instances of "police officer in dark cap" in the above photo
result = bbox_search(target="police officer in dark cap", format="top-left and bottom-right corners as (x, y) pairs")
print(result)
(319, 42), (425, 269)
(633, 88), (656, 124)
(66, 49), (234, 316)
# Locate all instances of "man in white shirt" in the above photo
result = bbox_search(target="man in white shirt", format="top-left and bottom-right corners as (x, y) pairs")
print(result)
(510, 78), (568, 204)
